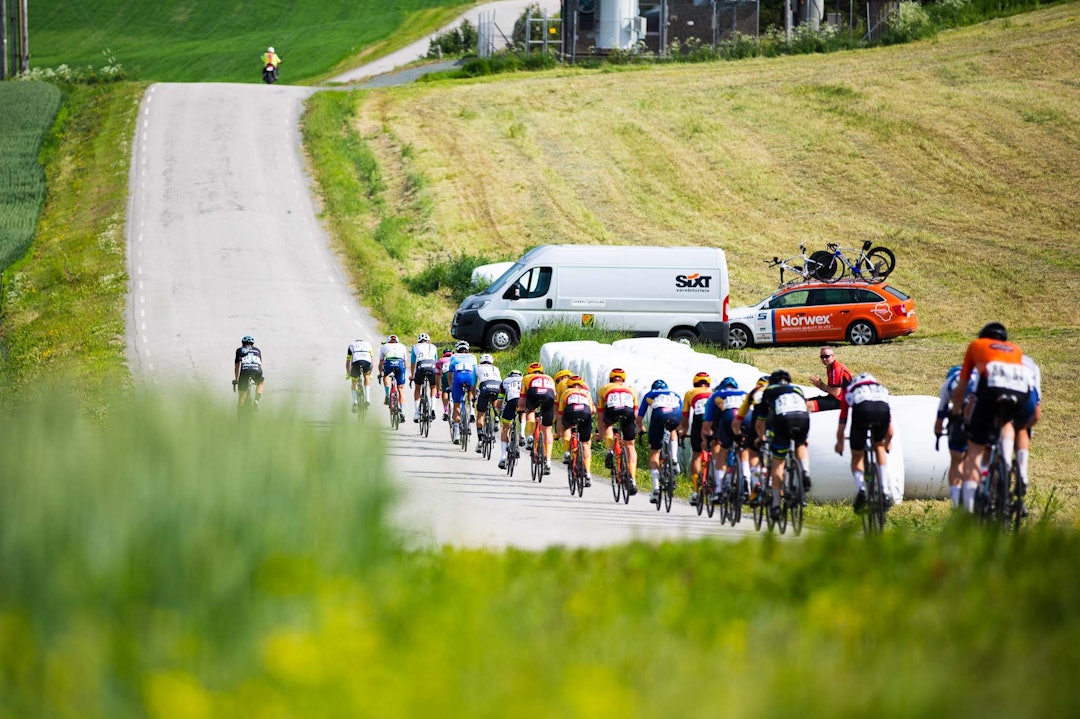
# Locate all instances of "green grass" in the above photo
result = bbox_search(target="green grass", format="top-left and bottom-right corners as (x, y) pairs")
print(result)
(3, 390), (1080, 718)
(29, 0), (474, 83)
(0, 82), (143, 414)
(0, 82), (61, 272)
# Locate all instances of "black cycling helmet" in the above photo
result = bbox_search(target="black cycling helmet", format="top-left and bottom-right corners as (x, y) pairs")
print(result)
(242, 335), (254, 345)
(768, 369), (791, 385)
(978, 321), (1008, 341)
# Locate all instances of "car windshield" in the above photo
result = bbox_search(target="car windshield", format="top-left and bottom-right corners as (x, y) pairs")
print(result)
(479, 262), (525, 296)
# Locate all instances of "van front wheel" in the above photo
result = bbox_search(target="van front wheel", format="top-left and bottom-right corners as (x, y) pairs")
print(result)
(727, 324), (753, 350)
(485, 323), (519, 352)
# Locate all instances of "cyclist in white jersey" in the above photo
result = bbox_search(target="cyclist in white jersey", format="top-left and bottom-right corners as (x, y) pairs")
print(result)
(379, 335), (409, 408)
(473, 354), (503, 453)
(345, 338), (374, 411)
(497, 370), (524, 469)
(1015, 354), (1041, 498)
(410, 333), (439, 423)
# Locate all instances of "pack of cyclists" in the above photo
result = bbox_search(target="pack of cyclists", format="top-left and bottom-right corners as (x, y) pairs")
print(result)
(301, 319), (1042, 522)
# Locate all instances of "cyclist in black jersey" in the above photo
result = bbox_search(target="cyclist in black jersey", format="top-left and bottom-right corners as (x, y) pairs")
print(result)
(233, 335), (264, 410)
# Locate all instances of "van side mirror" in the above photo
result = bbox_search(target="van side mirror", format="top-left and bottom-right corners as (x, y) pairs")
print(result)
(504, 286), (521, 300)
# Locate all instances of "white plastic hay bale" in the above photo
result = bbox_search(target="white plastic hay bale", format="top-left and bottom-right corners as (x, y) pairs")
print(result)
(470, 262), (515, 288)
(888, 395), (950, 499)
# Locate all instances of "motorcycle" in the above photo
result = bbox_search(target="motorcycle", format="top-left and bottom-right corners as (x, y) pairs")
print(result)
(262, 63), (278, 84)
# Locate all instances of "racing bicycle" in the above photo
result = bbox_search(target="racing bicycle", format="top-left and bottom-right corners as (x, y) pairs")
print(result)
(974, 395), (1027, 533)
(813, 241), (896, 284)
(506, 413), (520, 477)
(566, 422), (587, 497)
(457, 384), (473, 452)
(479, 402), (497, 460)
(777, 432), (808, 536)
(720, 441), (745, 527)
(695, 439), (717, 518)
(529, 420), (546, 483)
(765, 244), (830, 286)
(610, 431), (633, 504)
(859, 424), (889, 536)
(386, 374), (405, 430)
(418, 377), (434, 437)
(656, 429), (678, 513)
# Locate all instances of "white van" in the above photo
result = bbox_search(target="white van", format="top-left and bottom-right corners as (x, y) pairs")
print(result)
(451, 245), (730, 351)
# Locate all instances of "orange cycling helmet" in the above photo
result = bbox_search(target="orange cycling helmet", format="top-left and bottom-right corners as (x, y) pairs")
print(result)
(554, 369), (573, 382)
(567, 375), (586, 388)
(693, 372), (711, 387)
(608, 368), (626, 382)
(527, 362), (544, 374)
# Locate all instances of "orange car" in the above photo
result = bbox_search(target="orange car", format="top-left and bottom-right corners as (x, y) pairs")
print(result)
(726, 280), (917, 348)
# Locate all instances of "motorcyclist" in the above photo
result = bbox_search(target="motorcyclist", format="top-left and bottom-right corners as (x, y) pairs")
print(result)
(261, 46), (282, 82)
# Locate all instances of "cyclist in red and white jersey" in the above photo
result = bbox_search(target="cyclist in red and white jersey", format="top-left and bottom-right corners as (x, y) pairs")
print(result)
(835, 372), (896, 512)
(679, 372), (713, 507)
(521, 362), (557, 474)
(435, 348), (453, 420)
(597, 368), (639, 495)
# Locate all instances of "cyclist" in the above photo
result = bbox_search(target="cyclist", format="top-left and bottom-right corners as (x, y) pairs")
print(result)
(557, 375), (596, 487)
(1015, 353), (1042, 500)
(345, 337), (374, 411)
(379, 335), (408, 409)
(679, 372), (714, 507)
(835, 372), (896, 512)
(410, 333), (439, 423)
(233, 335), (264, 410)
(436, 347), (454, 421)
(950, 322), (1028, 514)
(553, 369), (574, 402)
(448, 341), (478, 445)
(935, 364), (976, 508)
(597, 368), (639, 495)
(637, 379), (683, 505)
(521, 362), (557, 474)
(473, 354), (503, 453)
(497, 369), (524, 470)
(807, 346), (852, 412)
(733, 375), (770, 502)
(701, 376), (746, 505)
(756, 370), (812, 523)
(261, 46), (282, 81)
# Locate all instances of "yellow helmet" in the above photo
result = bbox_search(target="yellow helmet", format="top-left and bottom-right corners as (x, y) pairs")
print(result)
(608, 368), (626, 382)
(554, 369), (572, 383)
(527, 362), (544, 374)
(567, 375), (586, 389)
(693, 371), (711, 387)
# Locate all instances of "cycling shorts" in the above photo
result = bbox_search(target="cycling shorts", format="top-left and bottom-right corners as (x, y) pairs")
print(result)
(382, 358), (406, 386)
(688, 415), (706, 453)
(350, 360), (372, 379)
(238, 367), (264, 387)
(1018, 390), (1039, 429)
(849, 401), (891, 452)
(451, 375), (475, 404)
(524, 387), (556, 427)
(476, 382), (501, 414)
(713, 409), (739, 450)
(440, 371), (451, 393)
(562, 406), (594, 442)
(603, 406), (637, 441)
(768, 413), (809, 457)
(946, 416), (967, 454)
(500, 397), (519, 423)
(413, 360), (437, 387)
(965, 386), (1028, 447)
(646, 409), (682, 451)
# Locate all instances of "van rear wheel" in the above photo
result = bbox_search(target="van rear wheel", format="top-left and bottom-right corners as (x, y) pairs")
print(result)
(485, 323), (519, 352)
(669, 328), (698, 344)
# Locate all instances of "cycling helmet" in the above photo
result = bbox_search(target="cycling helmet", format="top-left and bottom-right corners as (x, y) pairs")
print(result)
(693, 371), (711, 387)
(241, 335), (254, 345)
(455, 341), (470, 352)
(567, 375), (586, 388)
(527, 362), (543, 373)
(608, 368), (626, 382)
(768, 369), (791, 385)
(978, 321), (1008, 341)
(718, 376), (738, 390)
(554, 369), (573, 383)
(852, 372), (878, 385)
(442, 349), (453, 357)
(417, 333), (430, 343)
(509, 369), (522, 377)
(946, 364), (961, 378)
(651, 379), (668, 391)
(387, 334), (399, 343)
(479, 354), (494, 364)
(268, 46), (275, 53)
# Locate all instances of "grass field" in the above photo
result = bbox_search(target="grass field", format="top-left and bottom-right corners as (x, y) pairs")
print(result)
(304, 4), (1080, 518)
(2, 392), (1079, 718)
(0, 82), (61, 272)
(28, 0), (473, 83)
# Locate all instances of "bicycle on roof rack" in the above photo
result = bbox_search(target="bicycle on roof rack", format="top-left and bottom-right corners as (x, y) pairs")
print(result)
(765, 244), (832, 286)
(812, 241), (896, 285)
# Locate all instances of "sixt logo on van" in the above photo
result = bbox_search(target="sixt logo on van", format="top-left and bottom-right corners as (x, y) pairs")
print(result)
(675, 273), (713, 292)
(779, 314), (831, 328)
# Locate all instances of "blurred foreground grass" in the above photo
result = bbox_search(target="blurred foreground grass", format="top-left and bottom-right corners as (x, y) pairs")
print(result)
(2, 390), (1079, 718)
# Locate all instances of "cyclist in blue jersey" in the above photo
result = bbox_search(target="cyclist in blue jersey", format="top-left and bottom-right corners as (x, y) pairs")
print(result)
(935, 364), (976, 508)
(448, 341), (478, 445)
(379, 335), (408, 408)
(637, 379), (684, 505)
(702, 376), (747, 504)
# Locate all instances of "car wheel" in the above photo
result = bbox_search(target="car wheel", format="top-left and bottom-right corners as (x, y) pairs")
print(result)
(728, 324), (753, 350)
(847, 320), (878, 345)
(668, 327), (698, 344)
(485, 322), (519, 352)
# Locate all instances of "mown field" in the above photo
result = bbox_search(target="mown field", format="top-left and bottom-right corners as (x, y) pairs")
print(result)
(303, 4), (1080, 518)
(2, 393), (1079, 718)
(28, 0), (473, 83)
(0, 82), (61, 272)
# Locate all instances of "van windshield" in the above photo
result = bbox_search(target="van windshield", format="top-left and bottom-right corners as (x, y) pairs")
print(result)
(479, 262), (524, 296)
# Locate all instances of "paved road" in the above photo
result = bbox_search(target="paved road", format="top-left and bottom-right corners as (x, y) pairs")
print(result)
(124, 6), (768, 549)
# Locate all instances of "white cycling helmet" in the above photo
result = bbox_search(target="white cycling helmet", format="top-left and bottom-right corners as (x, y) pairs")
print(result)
(508, 370), (522, 377)
(455, 341), (469, 352)
(479, 354), (494, 364)
(853, 372), (879, 385)
(387, 334), (399, 343)
(268, 46), (275, 53)
(418, 332), (430, 343)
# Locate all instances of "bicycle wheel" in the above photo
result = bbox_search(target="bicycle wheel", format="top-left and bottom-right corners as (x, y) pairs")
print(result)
(991, 455), (1010, 531)
(567, 451), (577, 496)
(620, 456), (632, 505)
(575, 445), (586, 498)
(611, 448), (623, 503)
(765, 488), (776, 533)
(864, 458), (885, 535)
(459, 403), (470, 453)
(729, 462), (743, 527)
(1009, 464), (1024, 533)
(507, 424), (518, 477)
(390, 388), (401, 430)
(787, 459), (805, 536)
(703, 455), (716, 519)
(695, 466), (706, 517)
(809, 250), (839, 281)
(867, 247), (895, 282)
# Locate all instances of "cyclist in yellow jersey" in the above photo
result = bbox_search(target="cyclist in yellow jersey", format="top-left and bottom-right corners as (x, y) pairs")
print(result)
(596, 368), (639, 495)
(553, 369), (573, 405)
(521, 362), (557, 474)
(679, 372), (714, 507)
(558, 375), (596, 487)
(733, 375), (770, 500)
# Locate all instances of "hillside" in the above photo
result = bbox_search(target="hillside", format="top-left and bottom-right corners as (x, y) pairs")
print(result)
(305, 4), (1080, 511)
(27, 0), (472, 82)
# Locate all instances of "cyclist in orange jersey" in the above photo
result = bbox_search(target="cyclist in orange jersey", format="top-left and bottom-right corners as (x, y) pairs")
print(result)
(679, 372), (714, 507)
(557, 375), (596, 487)
(597, 368), (639, 495)
(521, 362), (557, 474)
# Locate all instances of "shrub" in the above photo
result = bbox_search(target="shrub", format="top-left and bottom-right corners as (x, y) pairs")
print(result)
(405, 252), (497, 304)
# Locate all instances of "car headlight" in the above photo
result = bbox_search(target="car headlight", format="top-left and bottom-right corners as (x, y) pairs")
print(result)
(463, 298), (489, 311)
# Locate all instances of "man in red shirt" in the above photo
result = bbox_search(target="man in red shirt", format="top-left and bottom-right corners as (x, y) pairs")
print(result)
(807, 346), (852, 412)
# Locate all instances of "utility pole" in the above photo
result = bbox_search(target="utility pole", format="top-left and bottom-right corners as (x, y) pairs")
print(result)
(1, 0), (8, 79)
(17, 0), (27, 73)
